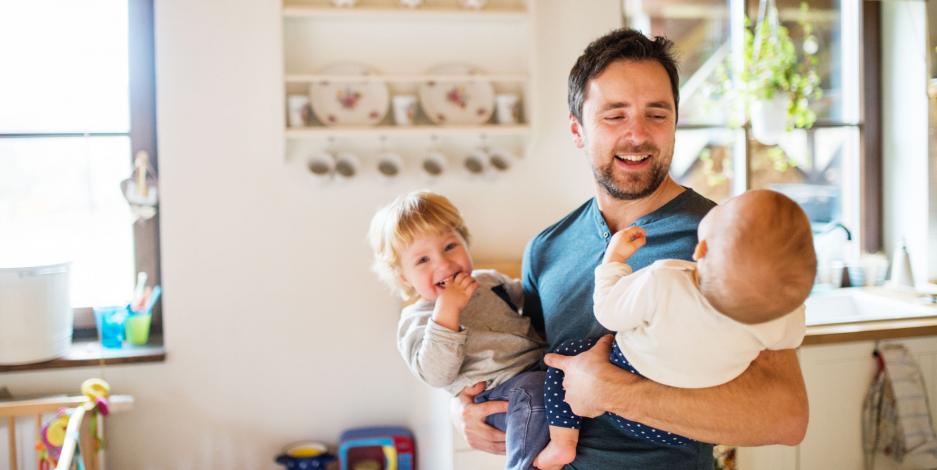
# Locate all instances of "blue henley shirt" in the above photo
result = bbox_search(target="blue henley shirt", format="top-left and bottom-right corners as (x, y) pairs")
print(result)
(522, 188), (717, 469)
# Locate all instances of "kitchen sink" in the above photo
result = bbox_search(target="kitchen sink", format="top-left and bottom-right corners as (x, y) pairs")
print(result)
(804, 287), (937, 326)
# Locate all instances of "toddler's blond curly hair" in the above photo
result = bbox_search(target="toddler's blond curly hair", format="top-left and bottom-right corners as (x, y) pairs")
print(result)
(368, 191), (471, 300)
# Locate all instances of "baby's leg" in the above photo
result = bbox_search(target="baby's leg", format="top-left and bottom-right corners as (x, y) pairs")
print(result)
(472, 370), (549, 470)
(605, 339), (694, 447)
(537, 338), (605, 468)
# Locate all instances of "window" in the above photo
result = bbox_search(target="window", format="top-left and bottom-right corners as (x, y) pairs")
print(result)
(627, 0), (875, 252)
(0, 0), (159, 332)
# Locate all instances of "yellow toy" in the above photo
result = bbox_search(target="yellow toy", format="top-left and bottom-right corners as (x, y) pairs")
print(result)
(37, 379), (112, 470)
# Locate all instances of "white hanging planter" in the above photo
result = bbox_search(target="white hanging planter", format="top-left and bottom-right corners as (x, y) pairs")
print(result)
(750, 93), (790, 145)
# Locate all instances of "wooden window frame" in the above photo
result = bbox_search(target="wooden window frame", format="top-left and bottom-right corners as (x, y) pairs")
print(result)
(3, 0), (162, 338)
(672, 0), (882, 252)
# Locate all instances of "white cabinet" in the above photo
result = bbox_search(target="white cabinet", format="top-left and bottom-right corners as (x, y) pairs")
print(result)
(280, 0), (534, 182)
(738, 336), (937, 470)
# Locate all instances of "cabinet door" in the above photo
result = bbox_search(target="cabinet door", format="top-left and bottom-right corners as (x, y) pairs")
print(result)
(798, 337), (937, 470)
(798, 341), (878, 469)
(735, 444), (797, 470)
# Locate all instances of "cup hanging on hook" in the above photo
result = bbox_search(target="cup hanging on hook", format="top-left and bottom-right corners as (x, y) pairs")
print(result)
(420, 135), (448, 180)
(376, 135), (403, 180)
(120, 150), (158, 222)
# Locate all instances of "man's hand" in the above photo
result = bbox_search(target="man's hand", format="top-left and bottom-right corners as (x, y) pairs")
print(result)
(603, 226), (646, 264)
(450, 382), (508, 454)
(543, 335), (639, 417)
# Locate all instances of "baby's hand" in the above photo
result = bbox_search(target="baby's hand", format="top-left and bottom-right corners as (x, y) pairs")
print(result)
(437, 272), (479, 313)
(603, 226), (646, 264)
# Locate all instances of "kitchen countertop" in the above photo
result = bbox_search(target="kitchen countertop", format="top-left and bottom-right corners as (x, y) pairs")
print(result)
(804, 315), (937, 345)
(803, 286), (937, 345)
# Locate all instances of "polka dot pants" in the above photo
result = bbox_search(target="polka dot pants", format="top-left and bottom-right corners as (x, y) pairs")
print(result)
(544, 336), (693, 447)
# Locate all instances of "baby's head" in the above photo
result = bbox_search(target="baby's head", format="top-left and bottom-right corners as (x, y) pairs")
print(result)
(369, 190), (472, 301)
(694, 189), (816, 324)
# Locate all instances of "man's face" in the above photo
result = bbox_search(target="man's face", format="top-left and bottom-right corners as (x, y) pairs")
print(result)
(571, 59), (677, 200)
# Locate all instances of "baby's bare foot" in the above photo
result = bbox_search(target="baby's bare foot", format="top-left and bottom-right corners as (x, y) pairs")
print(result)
(533, 440), (576, 470)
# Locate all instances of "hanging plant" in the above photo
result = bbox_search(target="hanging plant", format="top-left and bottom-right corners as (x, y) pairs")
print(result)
(721, 1), (821, 144)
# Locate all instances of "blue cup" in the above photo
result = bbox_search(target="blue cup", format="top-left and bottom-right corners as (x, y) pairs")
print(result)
(93, 305), (129, 349)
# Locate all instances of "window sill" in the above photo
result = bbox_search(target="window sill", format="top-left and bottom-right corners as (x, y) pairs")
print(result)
(0, 336), (165, 373)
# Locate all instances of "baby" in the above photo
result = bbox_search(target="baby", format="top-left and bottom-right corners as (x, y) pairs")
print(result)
(539, 189), (816, 462)
(369, 190), (551, 470)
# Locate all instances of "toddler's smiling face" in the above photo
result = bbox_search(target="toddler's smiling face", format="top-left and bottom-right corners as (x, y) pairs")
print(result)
(398, 230), (473, 302)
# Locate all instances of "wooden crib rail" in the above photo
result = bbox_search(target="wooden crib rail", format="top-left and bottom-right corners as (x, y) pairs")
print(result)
(1, 394), (133, 470)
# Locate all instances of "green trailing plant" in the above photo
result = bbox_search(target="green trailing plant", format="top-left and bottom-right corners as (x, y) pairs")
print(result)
(742, 1), (822, 130)
(699, 147), (730, 187)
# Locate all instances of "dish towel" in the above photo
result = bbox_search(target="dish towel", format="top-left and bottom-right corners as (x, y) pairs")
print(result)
(862, 343), (937, 469)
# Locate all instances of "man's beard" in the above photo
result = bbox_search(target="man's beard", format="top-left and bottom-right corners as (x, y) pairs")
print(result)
(594, 155), (668, 200)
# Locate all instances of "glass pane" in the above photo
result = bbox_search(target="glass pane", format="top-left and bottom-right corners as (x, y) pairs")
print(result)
(749, 127), (860, 232)
(770, 0), (859, 123)
(0, 137), (135, 308)
(0, 1), (129, 133)
(672, 128), (740, 203)
(626, 0), (734, 125)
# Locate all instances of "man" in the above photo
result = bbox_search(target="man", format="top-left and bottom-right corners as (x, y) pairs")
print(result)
(451, 28), (808, 469)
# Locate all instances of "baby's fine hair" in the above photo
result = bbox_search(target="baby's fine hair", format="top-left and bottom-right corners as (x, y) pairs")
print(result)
(702, 189), (816, 324)
(368, 190), (471, 300)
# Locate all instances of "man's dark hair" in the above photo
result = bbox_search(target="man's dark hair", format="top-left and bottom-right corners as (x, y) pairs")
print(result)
(567, 28), (680, 125)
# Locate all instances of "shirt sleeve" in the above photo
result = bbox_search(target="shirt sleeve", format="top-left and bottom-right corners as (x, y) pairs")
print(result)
(521, 238), (544, 335)
(396, 305), (468, 388)
(593, 262), (655, 332)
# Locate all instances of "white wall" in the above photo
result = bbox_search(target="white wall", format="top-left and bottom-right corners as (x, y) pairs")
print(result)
(881, 0), (932, 285)
(0, 1), (618, 469)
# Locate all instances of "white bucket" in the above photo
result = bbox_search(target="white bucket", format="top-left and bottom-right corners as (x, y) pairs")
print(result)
(0, 262), (72, 365)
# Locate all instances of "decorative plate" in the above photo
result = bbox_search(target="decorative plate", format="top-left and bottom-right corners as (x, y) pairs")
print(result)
(418, 64), (495, 126)
(308, 64), (389, 127)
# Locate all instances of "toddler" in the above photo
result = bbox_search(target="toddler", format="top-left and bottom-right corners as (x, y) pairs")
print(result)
(369, 190), (554, 470)
(539, 189), (816, 463)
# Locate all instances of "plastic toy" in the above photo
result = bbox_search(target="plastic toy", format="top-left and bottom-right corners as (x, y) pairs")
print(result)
(274, 441), (337, 469)
(338, 427), (415, 470)
(36, 378), (112, 470)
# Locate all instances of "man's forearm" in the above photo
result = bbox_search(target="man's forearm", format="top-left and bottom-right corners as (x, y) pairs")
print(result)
(606, 349), (808, 446)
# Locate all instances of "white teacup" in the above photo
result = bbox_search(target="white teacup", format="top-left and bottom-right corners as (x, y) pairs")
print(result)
(462, 149), (489, 178)
(495, 94), (520, 125)
(419, 151), (448, 180)
(392, 95), (418, 126)
(376, 152), (404, 180)
(287, 95), (310, 128)
(334, 151), (359, 181)
(486, 148), (514, 173)
(303, 151), (336, 184)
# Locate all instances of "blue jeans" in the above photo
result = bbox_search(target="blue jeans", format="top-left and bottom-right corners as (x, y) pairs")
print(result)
(474, 370), (549, 470)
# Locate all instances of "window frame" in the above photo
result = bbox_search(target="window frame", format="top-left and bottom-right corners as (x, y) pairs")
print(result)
(0, 0), (161, 337)
(658, 0), (881, 253)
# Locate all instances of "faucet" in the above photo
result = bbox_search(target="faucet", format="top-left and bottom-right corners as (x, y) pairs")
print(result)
(813, 221), (853, 288)
(813, 221), (852, 241)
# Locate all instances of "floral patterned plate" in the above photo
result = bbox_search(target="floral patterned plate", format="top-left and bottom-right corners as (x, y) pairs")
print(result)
(308, 64), (389, 127)
(418, 64), (495, 126)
